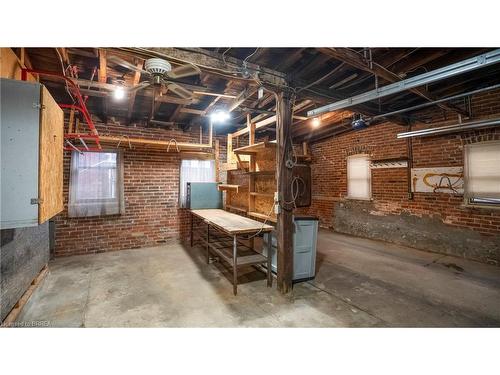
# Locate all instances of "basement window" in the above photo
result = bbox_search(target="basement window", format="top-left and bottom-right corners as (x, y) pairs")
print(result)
(464, 141), (500, 207)
(179, 159), (216, 208)
(347, 154), (372, 200)
(68, 151), (125, 217)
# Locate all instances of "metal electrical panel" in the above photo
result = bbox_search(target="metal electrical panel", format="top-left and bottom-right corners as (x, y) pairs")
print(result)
(1, 79), (42, 229)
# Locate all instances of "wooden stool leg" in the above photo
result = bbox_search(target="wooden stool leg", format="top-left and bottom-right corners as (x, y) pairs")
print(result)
(233, 235), (238, 295)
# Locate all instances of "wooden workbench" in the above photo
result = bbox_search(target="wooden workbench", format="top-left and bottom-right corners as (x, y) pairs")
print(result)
(190, 209), (274, 295)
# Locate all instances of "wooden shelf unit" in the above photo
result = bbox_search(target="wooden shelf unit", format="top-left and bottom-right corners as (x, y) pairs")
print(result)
(223, 116), (278, 223)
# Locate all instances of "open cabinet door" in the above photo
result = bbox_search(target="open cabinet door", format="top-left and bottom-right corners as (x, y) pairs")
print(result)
(38, 85), (64, 223)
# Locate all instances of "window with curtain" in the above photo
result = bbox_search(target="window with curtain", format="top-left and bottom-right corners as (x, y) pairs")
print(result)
(347, 154), (372, 200)
(68, 151), (125, 217)
(179, 159), (216, 208)
(464, 141), (500, 207)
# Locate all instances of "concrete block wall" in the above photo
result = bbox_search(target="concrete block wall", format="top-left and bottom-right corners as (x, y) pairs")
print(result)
(54, 122), (226, 257)
(297, 89), (500, 265)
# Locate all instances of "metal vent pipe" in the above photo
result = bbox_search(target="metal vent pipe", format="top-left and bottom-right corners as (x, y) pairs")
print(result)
(396, 117), (500, 138)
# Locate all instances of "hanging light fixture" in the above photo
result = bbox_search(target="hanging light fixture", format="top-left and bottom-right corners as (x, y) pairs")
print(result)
(312, 117), (321, 128)
(210, 109), (230, 123)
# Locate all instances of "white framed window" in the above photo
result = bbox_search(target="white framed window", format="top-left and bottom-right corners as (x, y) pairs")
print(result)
(68, 151), (125, 217)
(347, 154), (372, 200)
(464, 141), (500, 207)
(179, 159), (216, 208)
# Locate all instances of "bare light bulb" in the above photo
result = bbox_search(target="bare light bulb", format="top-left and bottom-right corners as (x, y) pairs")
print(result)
(210, 110), (230, 123)
(312, 117), (321, 127)
(113, 86), (125, 100)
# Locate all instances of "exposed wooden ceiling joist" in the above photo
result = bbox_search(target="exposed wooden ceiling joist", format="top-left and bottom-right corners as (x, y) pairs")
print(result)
(317, 48), (469, 117)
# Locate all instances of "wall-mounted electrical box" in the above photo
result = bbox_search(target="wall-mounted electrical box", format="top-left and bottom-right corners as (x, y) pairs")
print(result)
(1, 78), (64, 229)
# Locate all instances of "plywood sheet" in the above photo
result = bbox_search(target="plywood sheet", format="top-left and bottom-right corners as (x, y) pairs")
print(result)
(226, 170), (248, 210)
(38, 85), (64, 223)
(255, 148), (276, 172)
(0, 48), (36, 81)
(191, 209), (273, 234)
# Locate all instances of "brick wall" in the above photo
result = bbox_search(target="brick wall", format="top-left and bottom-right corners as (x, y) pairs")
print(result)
(54, 122), (226, 257)
(298, 89), (500, 264)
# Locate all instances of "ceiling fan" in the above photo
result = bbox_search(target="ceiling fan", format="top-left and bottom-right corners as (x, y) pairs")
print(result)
(108, 55), (201, 99)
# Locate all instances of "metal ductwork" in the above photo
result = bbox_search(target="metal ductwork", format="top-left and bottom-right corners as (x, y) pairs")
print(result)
(396, 117), (500, 138)
(308, 48), (500, 117)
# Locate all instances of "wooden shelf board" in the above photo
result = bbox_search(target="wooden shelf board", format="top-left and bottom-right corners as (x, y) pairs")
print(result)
(247, 211), (277, 223)
(202, 239), (268, 267)
(225, 204), (247, 213)
(244, 170), (275, 176)
(249, 192), (274, 198)
(218, 184), (246, 193)
(222, 162), (249, 171)
(233, 141), (277, 155)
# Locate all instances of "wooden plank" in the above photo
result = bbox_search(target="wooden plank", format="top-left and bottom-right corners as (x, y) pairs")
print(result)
(233, 141), (277, 155)
(179, 108), (207, 116)
(249, 192), (274, 198)
(127, 59), (144, 122)
(247, 211), (277, 223)
(215, 139), (220, 182)
(0, 48), (36, 81)
(133, 47), (287, 87)
(98, 49), (107, 83)
(38, 86), (64, 224)
(98, 135), (212, 150)
(228, 87), (258, 112)
(276, 90), (294, 294)
(190, 209), (273, 235)
(218, 184), (246, 193)
(1, 265), (48, 327)
(248, 114), (255, 145)
(225, 204), (247, 213)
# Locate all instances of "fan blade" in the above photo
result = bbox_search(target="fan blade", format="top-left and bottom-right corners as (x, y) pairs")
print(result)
(166, 64), (201, 79)
(166, 83), (194, 99)
(128, 81), (151, 93)
(108, 55), (147, 74)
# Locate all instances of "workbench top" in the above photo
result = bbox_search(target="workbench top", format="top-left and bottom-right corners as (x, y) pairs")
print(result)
(190, 209), (274, 235)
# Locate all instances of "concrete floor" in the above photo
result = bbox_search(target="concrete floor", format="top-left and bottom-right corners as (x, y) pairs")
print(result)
(17, 229), (500, 327)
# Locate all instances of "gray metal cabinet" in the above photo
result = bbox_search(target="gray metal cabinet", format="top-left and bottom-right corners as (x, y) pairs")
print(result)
(1, 78), (64, 229)
(263, 216), (319, 282)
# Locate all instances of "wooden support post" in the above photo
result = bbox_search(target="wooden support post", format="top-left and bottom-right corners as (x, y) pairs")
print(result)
(247, 114), (255, 145)
(215, 139), (220, 183)
(227, 133), (233, 164)
(276, 89), (295, 294)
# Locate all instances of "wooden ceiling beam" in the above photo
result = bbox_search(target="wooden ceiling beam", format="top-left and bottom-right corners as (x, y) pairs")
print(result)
(113, 47), (287, 87)
(127, 59), (144, 123)
(98, 49), (107, 83)
(317, 48), (469, 117)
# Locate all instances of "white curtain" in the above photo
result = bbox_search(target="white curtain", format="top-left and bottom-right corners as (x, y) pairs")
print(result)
(465, 142), (500, 199)
(68, 151), (125, 217)
(179, 159), (215, 208)
(347, 154), (371, 199)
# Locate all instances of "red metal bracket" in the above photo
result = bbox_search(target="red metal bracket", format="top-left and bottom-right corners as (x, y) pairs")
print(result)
(21, 68), (101, 151)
